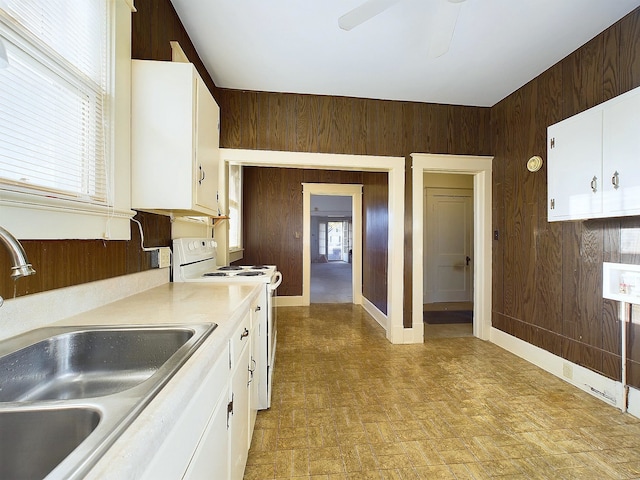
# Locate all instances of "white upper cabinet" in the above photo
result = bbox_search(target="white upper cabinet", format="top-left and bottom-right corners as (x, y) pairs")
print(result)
(131, 60), (220, 216)
(547, 85), (640, 222)
(602, 87), (640, 216)
(547, 107), (603, 221)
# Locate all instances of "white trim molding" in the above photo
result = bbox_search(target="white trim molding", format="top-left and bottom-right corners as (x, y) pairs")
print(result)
(219, 148), (405, 343)
(302, 183), (362, 306)
(490, 327), (633, 414)
(411, 153), (493, 342)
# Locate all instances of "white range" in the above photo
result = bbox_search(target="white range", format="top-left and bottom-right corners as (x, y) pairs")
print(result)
(172, 237), (282, 409)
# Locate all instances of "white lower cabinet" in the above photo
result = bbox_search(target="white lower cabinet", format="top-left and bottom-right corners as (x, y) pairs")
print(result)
(248, 298), (261, 442)
(141, 344), (230, 480)
(182, 365), (230, 480)
(229, 318), (251, 480)
(142, 299), (258, 480)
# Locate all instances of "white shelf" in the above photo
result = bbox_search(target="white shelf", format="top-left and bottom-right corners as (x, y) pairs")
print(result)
(603, 262), (640, 305)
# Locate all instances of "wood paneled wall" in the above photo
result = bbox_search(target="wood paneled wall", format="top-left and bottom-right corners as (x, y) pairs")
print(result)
(219, 90), (491, 325)
(491, 8), (640, 386)
(131, 0), (221, 102)
(363, 172), (389, 313)
(0, 212), (170, 300)
(219, 90), (491, 157)
(238, 167), (388, 312)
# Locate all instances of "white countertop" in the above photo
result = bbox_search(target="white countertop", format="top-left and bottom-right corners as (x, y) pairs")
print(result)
(49, 281), (261, 479)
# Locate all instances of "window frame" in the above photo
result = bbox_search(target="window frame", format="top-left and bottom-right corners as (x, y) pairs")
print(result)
(228, 163), (243, 254)
(0, 0), (135, 240)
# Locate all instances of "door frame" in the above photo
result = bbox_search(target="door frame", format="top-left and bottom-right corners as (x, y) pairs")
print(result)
(303, 183), (362, 306)
(412, 154), (493, 341)
(219, 148), (405, 343)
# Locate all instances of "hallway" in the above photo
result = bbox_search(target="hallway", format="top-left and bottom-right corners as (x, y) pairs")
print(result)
(310, 262), (352, 303)
(245, 304), (640, 479)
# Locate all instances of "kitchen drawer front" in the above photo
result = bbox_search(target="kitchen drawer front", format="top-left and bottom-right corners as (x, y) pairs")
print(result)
(230, 310), (251, 370)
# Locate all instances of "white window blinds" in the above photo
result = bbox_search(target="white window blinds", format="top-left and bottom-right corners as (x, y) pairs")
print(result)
(0, 0), (109, 204)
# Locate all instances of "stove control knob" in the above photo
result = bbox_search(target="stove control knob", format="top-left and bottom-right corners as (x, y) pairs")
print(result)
(188, 242), (196, 251)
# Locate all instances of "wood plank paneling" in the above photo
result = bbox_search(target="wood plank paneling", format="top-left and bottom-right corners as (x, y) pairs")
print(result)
(239, 167), (369, 298)
(363, 172), (389, 314)
(491, 7), (640, 386)
(219, 89), (490, 318)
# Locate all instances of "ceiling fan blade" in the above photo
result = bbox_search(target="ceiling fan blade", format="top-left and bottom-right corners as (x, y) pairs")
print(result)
(427, 0), (462, 58)
(338, 0), (402, 31)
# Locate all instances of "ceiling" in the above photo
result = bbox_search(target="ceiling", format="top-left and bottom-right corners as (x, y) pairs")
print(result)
(169, 0), (640, 107)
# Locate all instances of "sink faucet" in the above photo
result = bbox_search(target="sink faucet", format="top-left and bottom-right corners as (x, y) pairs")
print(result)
(0, 226), (36, 307)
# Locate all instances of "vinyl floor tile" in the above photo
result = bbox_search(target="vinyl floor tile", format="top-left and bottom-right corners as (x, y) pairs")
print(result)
(245, 305), (640, 479)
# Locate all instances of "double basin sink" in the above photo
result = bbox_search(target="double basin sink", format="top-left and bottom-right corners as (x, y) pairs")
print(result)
(0, 323), (216, 479)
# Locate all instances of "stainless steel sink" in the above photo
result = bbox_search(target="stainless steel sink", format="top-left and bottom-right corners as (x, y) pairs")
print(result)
(0, 323), (216, 479)
(0, 327), (199, 401)
(0, 407), (100, 479)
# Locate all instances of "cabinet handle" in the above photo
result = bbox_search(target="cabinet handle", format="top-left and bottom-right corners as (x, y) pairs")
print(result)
(198, 164), (206, 185)
(227, 393), (234, 428)
(550, 198), (555, 210)
(240, 328), (249, 340)
(612, 171), (620, 190)
(248, 358), (256, 386)
(590, 176), (598, 193)
(255, 305), (261, 312)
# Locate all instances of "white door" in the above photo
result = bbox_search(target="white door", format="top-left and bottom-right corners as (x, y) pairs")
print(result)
(424, 188), (473, 303)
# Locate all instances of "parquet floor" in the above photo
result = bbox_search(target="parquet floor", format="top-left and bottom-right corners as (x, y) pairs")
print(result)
(244, 304), (640, 479)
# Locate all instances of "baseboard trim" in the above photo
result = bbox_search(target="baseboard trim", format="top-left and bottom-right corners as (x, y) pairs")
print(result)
(490, 327), (631, 414)
(362, 296), (388, 332)
(275, 296), (305, 307)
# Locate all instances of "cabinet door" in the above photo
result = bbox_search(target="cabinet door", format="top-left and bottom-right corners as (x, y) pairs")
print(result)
(182, 389), (230, 480)
(248, 316), (260, 440)
(229, 340), (250, 480)
(547, 107), (603, 221)
(194, 74), (220, 213)
(603, 89), (640, 215)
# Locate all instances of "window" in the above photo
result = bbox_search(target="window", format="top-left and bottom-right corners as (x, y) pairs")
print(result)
(0, 0), (134, 239)
(228, 163), (242, 251)
(319, 222), (326, 255)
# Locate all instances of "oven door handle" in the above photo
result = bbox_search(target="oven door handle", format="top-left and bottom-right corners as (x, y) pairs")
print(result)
(269, 271), (282, 291)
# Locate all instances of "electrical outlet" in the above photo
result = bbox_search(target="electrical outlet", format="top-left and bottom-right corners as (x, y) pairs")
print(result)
(158, 247), (171, 268)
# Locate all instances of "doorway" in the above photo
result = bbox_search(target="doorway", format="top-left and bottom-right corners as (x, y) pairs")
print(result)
(411, 153), (493, 342)
(310, 195), (353, 303)
(423, 176), (474, 337)
(303, 183), (363, 306)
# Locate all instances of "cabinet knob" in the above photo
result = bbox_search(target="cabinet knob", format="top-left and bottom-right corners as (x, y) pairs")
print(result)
(612, 171), (620, 190)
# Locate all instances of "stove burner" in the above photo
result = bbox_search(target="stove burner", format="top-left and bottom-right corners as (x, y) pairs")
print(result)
(236, 271), (265, 277)
(251, 265), (269, 270)
(203, 272), (229, 277)
(218, 266), (243, 271)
